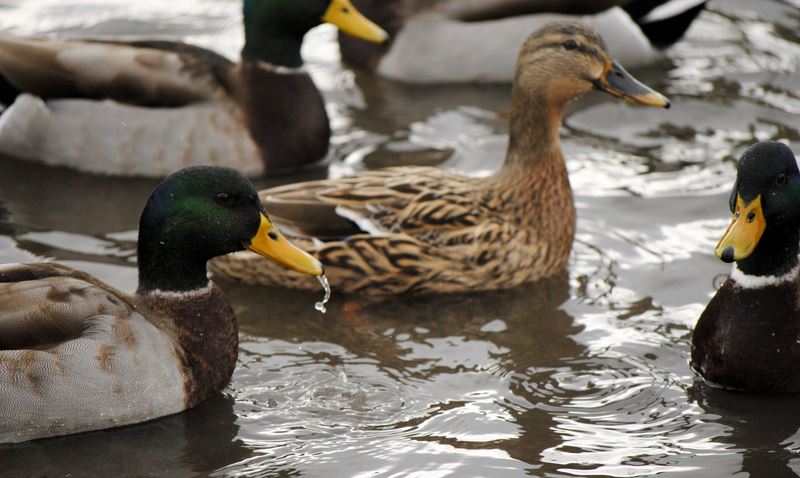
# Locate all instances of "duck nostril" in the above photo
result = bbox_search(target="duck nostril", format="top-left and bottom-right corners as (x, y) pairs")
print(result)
(720, 246), (735, 263)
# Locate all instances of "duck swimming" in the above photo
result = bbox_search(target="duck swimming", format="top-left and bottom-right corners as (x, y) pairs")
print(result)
(0, 0), (387, 177)
(338, 0), (706, 83)
(692, 141), (800, 393)
(210, 22), (670, 295)
(0, 166), (323, 443)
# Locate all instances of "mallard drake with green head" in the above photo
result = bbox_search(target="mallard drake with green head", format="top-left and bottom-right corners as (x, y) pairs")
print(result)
(0, 0), (387, 177)
(692, 141), (800, 393)
(0, 166), (322, 443)
(210, 22), (670, 295)
(339, 0), (706, 83)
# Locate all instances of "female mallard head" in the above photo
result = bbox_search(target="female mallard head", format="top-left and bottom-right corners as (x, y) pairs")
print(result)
(715, 141), (800, 277)
(137, 166), (322, 293)
(243, 0), (388, 66)
(513, 22), (670, 108)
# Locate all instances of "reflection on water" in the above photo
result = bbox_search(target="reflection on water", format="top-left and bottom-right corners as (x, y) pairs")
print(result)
(1, 0), (800, 477)
(0, 394), (252, 477)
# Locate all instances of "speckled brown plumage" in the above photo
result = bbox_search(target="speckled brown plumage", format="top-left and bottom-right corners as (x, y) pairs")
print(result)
(212, 23), (653, 295)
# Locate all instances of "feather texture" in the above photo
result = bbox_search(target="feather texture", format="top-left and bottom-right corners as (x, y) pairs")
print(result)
(0, 37), (329, 176)
(211, 163), (575, 295)
(211, 21), (670, 295)
(0, 263), (186, 444)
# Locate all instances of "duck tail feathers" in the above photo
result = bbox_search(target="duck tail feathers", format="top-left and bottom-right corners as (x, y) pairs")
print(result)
(623, 0), (707, 48)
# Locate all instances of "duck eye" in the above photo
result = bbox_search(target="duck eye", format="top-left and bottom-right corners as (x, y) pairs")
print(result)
(776, 174), (788, 186)
(215, 192), (236, 207)
(562, 39), (578, 51)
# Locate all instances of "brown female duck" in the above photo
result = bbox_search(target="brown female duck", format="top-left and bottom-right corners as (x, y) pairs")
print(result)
(210, 22), (670, 295)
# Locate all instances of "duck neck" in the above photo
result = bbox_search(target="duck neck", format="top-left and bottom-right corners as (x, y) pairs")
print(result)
(242, 33), (304, 68)
(241, 2), (313, 68)
(502, 82), (566, 172)
(736, 221), (800, 278)
(491, 81), (570, 194)
(235, 60), (330, 172)
(136, 218), (212, 294)
(485, 83), (575, 240)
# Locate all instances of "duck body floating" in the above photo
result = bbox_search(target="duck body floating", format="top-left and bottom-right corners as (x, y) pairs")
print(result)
(692, 141), (800, 393)
(0, 0), (387, 177)
(0, 166), (322, 443)
(211, 22), (670, 295)
(339, 0), (707, 83)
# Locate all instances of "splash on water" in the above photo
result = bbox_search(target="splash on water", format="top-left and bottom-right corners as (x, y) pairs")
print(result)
(315, 273), (331, 313)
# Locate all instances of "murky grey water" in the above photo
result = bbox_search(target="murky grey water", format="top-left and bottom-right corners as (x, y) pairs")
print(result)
(1, 0), (799, 476)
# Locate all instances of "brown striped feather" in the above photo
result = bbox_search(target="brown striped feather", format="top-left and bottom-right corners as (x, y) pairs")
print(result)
(210, 23), (629, 295)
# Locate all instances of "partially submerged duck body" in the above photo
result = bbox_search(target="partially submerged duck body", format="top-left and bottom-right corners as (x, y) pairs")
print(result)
(692, 141), (800, 392)
(0, 263), (235, 443)
(0, 0), (387, 177)
(0, 166), (322, 443)
(339, 0), (707, 83)
(210, 22), (670, 295)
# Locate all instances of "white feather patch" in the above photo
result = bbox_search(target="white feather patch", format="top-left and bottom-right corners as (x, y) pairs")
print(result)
(730, 261), (800, 289)
(146, 281), (214, 299)
(0, 94), (263, 177)
(377, 7), (657, 84)
(335, 205), (386, 235)
(642, 0), (707, 24)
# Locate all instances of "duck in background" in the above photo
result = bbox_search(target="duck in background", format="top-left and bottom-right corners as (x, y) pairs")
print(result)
(0, 166), (323, 443)
(210, 22), (670, 295)
(0, 0), (387, 177)
(692, 141), (800, 393)
(339, 0), (707, 83)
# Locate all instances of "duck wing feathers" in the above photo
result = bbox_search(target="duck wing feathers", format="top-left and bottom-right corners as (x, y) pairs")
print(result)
(262, 166), (487, 240)
(0, 263), (185, 443)
(210, 167), (539, 295)
(0, 36), (233, 107)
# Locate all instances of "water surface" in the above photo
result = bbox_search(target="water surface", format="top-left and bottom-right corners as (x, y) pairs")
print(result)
(1, 1), (800, 476)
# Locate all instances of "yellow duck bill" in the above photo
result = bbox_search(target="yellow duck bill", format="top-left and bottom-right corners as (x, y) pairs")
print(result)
(247, 214), (323, 276)
(323, 0), (388, 44)
(714, 195), (766, 263)
(593, 59), (671, 108)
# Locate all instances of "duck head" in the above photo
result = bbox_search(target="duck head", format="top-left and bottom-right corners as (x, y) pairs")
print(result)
(715, 141), (800, 276)
(514, 22), (670, 108)
(243, 0), (388, 67)
(137, 166), (322, 293)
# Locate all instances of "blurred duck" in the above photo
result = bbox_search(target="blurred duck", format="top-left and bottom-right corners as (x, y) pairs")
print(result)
(0, 166), (323, 443)
(210, 22), (670, 295)
(339, 0), (706, 83)
(0, 0), (387, 177)
(692, 141), (800, 393)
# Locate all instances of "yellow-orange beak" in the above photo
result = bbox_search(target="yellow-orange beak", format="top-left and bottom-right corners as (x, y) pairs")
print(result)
(714, 195), (767, 263)
(247, 213), (323, 276)
(323, 0), (388, 44)
(592, 59), (670, 108)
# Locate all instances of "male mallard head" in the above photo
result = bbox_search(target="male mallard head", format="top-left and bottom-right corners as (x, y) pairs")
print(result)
(514, 22), (670, 108)
(243, 0), (387, 66)
(137, 166), (321, 293)
(715, 142), (800, 269)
